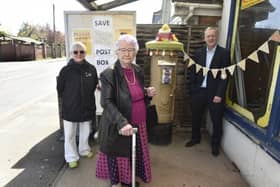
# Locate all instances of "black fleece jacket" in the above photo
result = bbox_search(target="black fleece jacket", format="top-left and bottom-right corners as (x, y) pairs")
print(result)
(57, 59), (98, 122)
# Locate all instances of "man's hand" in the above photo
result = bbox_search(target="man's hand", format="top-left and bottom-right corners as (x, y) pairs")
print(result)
(213, 96), (222, 103)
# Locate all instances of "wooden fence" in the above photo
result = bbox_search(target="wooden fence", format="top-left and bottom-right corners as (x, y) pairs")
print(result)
(0, 38), (65, 61)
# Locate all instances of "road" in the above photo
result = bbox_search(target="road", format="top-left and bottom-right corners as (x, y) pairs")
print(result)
(0, 59), (67, 187)
(0, 60), (66, 118)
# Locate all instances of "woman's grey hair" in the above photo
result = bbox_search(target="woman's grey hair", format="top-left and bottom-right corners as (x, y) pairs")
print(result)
(116, 34), (139, 52)
(71, 41), (87, 53)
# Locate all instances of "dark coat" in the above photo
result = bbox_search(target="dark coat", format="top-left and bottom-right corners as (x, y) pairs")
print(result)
(98, 60), (148, 157)
(189, 45), (230, 101)
(57, 59), (98, 122)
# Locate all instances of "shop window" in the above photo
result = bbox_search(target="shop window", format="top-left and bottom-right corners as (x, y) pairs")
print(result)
(228, 0), (280, 127)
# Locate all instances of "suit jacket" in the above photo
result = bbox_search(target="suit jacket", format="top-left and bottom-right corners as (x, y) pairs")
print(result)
(189, 45), (230, 101)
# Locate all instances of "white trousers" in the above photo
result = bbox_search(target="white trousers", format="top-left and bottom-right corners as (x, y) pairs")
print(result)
(63, 120), (91, 163)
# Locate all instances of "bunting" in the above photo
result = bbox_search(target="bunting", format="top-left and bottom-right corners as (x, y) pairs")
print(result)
(184, 31), (280, 79)
(187, 59), (195, 68)
(221, 68), (227, 80)
(195, 64), (201, 73)
(238, 59), (246, 71)
(202, 67), (209, 76)
(211, 69), (219, 79)
(259, 42), (269, 54)
(184, 53), (189, 61)
(228, 65), (236, 76)
(270, 31), (280, 42)
(248, 50), (259, 63)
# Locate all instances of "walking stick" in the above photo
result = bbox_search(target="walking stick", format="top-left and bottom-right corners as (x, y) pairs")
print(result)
(132, 128), (138, 187)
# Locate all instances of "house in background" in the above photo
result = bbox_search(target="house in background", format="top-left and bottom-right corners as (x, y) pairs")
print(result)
(170, 0), (223, 25)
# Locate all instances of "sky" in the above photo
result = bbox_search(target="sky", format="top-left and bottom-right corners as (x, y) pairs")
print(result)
(256, 0), (280, 29)
(0, 0), (163, 35)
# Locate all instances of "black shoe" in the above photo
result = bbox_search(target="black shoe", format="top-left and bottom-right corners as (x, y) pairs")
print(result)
(212, 145), (220, 156)
(185, 140), (200, 147)
(121, 181), (140, 187)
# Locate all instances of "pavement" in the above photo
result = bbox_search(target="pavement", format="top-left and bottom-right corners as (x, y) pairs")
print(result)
(51, 129), (249, 187)
(0, 92), (65, 187)
(52, 131), (249, 185)
(0, 91), (249, 187)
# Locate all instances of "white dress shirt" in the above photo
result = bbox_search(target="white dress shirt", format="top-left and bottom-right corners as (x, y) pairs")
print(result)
(201, 45), (217, 88)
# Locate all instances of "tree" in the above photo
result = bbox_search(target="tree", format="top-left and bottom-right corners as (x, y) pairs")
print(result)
(0, 30), (8, 37)
(0, 24), (9, 37)
(17, 22), (65, 45)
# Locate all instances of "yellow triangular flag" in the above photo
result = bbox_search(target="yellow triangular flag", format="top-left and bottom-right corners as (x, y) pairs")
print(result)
(248, 51), (259, 63)
(211, 69), (219, 79)
(237, 59), (246, 71)
(227, 65), (236, 76)
(221, 68), (227, 80)
(184, 53), (189, 61)
(259, 42), (269, 54)
(195, 64), (201, 74)
(187, 59), (195, 68)
(202, 67), (209, 76)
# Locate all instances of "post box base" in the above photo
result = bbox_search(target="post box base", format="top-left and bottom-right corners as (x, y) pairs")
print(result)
(148, 123), (172, 145)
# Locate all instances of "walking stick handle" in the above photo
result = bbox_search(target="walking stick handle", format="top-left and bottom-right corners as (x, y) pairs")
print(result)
(132, 128), (138, 134)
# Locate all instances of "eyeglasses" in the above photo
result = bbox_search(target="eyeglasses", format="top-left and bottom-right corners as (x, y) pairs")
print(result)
(73, 50), (85, 55)
(118, 48), (135, 53)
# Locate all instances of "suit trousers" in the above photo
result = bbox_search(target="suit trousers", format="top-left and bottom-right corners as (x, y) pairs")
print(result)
(191, 88), (224, 146)
(63, 120), (92, 162)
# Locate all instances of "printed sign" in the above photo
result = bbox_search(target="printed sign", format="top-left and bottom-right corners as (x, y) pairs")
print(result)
(92, 16), (115, 73)
(72, 29), (92, 55)
(241, 0), (264, 10)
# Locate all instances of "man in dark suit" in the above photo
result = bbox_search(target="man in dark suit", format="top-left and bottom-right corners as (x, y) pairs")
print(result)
(185, 27), (230, 156)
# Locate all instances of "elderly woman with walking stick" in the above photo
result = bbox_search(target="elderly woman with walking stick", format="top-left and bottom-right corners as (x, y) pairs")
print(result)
(95, 34), (156, 187)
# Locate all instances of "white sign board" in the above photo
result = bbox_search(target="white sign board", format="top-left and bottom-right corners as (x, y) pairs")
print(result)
(64, 11), (136, 75)
(64, 11), (136, 114)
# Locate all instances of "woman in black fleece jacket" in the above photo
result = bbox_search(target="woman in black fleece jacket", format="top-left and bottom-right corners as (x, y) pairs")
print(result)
(57, 41), (98, 169)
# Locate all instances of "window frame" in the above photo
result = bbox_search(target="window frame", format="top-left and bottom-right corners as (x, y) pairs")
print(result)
(225, 45), (280, 161)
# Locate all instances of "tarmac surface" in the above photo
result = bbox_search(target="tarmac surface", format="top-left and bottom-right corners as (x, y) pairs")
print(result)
(0, 91), (248, 187)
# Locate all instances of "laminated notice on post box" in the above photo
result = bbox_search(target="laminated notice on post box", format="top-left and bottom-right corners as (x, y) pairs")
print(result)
(161, 67), (172, 84)
(158, 60), (176, 66)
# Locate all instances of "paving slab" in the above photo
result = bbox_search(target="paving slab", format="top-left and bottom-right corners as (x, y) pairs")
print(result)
(52, 128), (248, 187)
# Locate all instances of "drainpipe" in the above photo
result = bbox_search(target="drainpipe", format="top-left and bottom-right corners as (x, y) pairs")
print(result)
(175, 2), (222, 11)
(183, 5), (196, 24)
(172, 2), (222, 24)
(170, 5), (196, 24)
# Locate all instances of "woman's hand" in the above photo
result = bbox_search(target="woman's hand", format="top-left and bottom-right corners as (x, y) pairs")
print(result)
(147, 87), (156, 97)
(119, 124), (133, 136)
